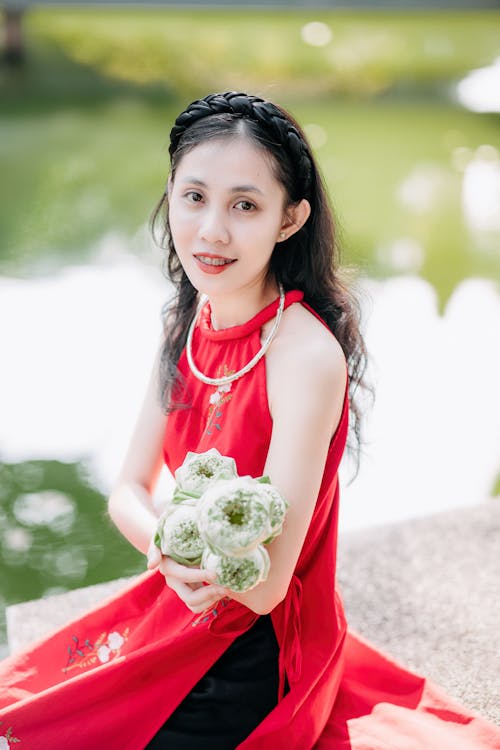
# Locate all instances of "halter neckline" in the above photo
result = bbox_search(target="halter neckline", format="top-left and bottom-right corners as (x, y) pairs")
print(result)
(197, 289), (304, 342)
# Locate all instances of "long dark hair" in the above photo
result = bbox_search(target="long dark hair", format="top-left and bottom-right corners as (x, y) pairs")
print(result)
(150, 92), (369, 468)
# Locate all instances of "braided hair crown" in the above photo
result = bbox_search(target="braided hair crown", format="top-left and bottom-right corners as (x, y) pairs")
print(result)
(169, 91), (313, 194)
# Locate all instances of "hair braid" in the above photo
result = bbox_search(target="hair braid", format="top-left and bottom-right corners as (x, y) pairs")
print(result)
(169, 92), (313, 194)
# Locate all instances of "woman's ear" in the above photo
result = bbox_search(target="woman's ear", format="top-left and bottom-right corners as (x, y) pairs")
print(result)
(277, 199), (311, 242)
(166, 175), (173, 198)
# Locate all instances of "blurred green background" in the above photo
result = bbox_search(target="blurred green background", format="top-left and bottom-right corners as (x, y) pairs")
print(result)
(3, 9), (500, 297)
(1, 7), (499, 654)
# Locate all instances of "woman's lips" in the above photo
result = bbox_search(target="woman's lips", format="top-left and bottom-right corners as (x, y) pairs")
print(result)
(193, 254), (236, 274)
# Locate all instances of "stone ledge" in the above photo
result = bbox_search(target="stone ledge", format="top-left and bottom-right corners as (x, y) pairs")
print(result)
(6, 501), (500, 725)
(6, 576), (137, 656)
(336, 501), (500, 724)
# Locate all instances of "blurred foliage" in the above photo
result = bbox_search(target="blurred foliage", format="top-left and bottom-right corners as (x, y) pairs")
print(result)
(2, 9), (500, 103)
(1, 94), (499, 305)
(1, 9), (499, 305)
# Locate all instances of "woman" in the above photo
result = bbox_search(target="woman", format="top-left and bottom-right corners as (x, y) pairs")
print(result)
(0, 92), (497, 750)
(116, 91), (356, 748)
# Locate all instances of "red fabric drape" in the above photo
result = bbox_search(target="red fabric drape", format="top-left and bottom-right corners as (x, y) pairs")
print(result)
(0, 290), (498, 749)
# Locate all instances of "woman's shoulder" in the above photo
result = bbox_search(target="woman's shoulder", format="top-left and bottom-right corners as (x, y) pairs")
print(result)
(265, 301), (347, 404)
(273, 300), (345, 369)
(264, 300), (347, 436)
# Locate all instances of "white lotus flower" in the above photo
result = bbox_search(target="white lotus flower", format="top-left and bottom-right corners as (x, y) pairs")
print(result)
(201, 545), (270, 592)
(174, 448), (237, 496)
(156, 451), (287, 591)
(155, 504), (204, 565)
(197, 477), (281, 556)
(258, 482), (289, 542)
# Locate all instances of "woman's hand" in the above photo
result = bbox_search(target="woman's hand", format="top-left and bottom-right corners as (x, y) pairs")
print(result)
(147, 538), (228, 614)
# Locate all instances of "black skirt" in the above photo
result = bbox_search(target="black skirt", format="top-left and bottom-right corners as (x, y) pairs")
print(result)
(144, 614), (280, 750)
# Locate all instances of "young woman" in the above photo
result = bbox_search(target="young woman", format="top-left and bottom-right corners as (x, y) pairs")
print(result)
(0, 92), (498, 750)
(108, 91), (358, 748)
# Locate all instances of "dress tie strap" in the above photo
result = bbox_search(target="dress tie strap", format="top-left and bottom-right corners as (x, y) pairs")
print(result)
(206, 598), (260, 637)
(191, 577), (303, 702)
(278, 574), (303, 701)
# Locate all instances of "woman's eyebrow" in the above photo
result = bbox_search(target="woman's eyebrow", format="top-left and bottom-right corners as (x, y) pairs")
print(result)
(181, 177), (207, 187)
(230, 185), (264, 195)
(181, 177), (264, 195)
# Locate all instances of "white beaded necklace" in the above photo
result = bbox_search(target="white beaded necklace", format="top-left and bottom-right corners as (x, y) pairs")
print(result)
(186, 284), (285, 387)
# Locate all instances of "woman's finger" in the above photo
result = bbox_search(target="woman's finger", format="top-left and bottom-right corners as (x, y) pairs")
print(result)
(159, 556), (216, 584)
(187, 581), (204, 591)
(165, 577), (225, 613)
(146, 541), (162, 570)
(166, 578), (223, 606)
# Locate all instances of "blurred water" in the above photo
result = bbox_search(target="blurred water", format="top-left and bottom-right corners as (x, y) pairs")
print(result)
(1, 240), (499, 522)
(340, 274), (500, 529)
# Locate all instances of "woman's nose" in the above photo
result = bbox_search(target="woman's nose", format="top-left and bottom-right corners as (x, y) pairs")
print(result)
(198, 208), (230, 245)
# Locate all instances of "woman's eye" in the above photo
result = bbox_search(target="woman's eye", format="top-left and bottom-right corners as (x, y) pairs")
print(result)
(185, 191), (203, 203)
(235, 200), (256, 212)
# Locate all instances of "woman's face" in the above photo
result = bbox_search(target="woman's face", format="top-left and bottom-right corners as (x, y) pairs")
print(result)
(167, 137), (289, 298)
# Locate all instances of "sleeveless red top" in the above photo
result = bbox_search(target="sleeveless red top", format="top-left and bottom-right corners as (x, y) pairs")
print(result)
(0, 291), (498, 749)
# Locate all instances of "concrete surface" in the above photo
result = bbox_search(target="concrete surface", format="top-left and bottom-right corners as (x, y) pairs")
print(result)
(336, 501), (500, 724)
(6, 501), (500, 724)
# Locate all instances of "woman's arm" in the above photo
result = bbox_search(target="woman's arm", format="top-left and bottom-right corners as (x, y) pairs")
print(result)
(224, 310), (347, 615)
(107, 343), (168, 555)
(107, 342), (225, 612)
(110, 310), (346, 617)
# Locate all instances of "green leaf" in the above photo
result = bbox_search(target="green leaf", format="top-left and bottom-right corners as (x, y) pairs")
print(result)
(169, 551), (203, 567)
(257, 476), (271, 484)
(262, 535), (276, 545)
(172, 487), (202, 503)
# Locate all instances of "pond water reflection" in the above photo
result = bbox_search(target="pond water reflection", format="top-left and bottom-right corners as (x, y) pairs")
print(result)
(0, 458), (144, 658)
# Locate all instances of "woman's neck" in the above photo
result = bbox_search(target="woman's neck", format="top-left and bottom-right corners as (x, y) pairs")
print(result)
(208, 280), (280, 331)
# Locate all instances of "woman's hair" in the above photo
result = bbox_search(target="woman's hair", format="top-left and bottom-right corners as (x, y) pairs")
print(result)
(150, 91), (369, 469)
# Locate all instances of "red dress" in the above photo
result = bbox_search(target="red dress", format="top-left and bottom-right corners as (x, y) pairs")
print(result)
(0, 290), (498, 750)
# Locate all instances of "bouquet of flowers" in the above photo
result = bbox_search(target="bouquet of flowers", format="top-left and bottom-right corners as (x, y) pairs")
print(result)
(154, 449), (288, 592)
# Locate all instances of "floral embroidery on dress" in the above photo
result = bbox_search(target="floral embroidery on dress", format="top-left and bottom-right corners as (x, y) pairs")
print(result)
(0, 723), (21, 747)
(190, 596), (230, 628)
(205, 365), (234, 435)
(62, 628), (129, 673)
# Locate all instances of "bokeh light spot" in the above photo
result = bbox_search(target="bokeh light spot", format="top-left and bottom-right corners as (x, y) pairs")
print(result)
(462, 146), (500, 236)
(301, 22), (333, 48)
(456, 57), (500, 113)
(397, 163), (453, 215)
(451, 146), (473, 173)
(40, 547), (88, 580)
(13, 490), (76, 533)
(3, 527), (33, 553)
(377, 237), (425, 273)
(303, 123), (328, 150)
